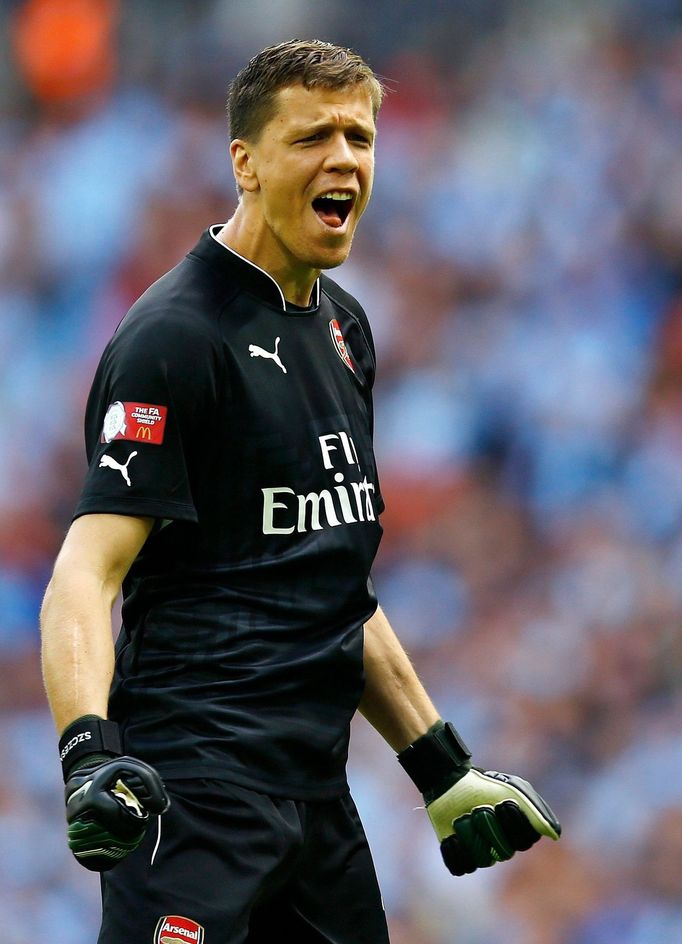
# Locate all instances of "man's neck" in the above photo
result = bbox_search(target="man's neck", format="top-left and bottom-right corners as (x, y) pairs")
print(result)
(216, 213), (319, 308)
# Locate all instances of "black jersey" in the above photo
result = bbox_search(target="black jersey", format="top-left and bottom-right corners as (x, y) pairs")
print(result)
(74, 226), (384, 799)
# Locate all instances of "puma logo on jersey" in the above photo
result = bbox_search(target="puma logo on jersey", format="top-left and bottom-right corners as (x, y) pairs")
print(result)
(99, 450), (138, 486)
(248, 337), (287, 373)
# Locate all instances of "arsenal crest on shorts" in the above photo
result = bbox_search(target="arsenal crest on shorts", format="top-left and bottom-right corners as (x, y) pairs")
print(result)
(329, 319), (355, 374)
(154, 914), (204, 944)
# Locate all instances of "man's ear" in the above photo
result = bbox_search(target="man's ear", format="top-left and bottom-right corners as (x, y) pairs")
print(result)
(230, 139), (259, 193)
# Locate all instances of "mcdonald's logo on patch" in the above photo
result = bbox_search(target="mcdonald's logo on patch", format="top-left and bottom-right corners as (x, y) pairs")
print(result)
(101, 401), (167, 445)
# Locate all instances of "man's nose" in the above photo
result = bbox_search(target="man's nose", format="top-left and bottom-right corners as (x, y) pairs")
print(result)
(323, 133), (359, 173)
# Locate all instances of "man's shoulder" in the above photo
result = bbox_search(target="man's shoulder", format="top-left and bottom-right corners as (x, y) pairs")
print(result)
(320, 273), (376, 364)
(95, 266), (227, 385)
(129, 254), (235, 328)
(112, 254), (235, 354)
(320, 273), (366, 319)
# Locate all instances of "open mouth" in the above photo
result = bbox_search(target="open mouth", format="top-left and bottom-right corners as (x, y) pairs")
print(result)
(312, 191), (355, 229)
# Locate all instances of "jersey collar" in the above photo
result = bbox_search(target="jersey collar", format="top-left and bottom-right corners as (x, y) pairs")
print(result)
(190, 224), (321, 311)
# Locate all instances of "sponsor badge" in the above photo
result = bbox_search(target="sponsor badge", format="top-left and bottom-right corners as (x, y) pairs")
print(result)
(154, 914), (204, 944)
(329, 319), (355, 374)
(101, 401), (168, 445)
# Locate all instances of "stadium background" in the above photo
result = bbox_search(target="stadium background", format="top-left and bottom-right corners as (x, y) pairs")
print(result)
(1, 0), (682, 941)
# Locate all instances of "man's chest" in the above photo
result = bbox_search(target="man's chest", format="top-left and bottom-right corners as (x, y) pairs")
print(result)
(221, 307), (372, 466)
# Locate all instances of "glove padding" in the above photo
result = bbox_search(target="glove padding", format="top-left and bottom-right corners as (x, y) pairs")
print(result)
(65, 755), (170, 871)
(426, 767), (561, 875)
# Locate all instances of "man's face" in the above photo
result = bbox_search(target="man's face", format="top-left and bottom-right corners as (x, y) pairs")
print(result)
(236, 83), (376, 274)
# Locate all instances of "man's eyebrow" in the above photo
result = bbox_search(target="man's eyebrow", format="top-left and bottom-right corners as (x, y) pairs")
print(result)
(289, 118), (375, 139)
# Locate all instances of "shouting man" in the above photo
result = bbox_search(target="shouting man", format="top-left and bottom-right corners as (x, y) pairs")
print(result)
(41, 39), (560, 944)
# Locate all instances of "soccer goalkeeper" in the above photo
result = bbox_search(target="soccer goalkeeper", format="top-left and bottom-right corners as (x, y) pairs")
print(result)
(40, 38), (560, 944)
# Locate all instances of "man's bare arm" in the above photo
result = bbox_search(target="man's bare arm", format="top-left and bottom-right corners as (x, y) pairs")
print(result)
(358, 604), (440, 751)
(40, 513), (153, 734)
(359, 603), (561, 876)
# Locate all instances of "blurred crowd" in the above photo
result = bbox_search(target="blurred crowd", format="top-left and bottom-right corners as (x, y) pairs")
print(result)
(1, 0), (681, 941)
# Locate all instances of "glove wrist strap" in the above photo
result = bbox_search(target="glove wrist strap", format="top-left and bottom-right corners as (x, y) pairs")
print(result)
(398, 721), (472, 802)
(59, 715), (122, 781)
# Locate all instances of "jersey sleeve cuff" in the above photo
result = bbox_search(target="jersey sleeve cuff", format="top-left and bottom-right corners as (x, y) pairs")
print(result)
(72, 498), (198, 523)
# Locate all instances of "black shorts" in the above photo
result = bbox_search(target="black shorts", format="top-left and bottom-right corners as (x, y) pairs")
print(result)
(98, 779), (390, 944)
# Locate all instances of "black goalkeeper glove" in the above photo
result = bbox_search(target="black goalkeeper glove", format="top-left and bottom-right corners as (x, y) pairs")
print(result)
(398, 721), (561, 876)
(59, 715), (170, 872)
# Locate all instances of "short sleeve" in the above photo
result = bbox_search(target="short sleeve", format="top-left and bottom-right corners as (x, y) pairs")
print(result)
(74, 304), (219, 523)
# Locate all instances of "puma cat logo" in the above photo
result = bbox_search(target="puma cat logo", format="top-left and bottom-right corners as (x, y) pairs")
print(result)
(248, 337), (287, 373)
(99, 451), (138, 487)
